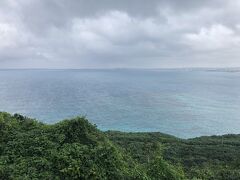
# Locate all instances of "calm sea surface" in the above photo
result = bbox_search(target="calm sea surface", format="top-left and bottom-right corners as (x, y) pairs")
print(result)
(0, 69), (240, 138)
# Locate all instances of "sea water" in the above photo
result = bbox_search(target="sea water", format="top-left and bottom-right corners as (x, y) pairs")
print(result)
(0, 69), (240, 138)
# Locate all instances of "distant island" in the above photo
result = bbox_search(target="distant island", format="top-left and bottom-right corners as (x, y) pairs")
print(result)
(1, 112), (240, 179)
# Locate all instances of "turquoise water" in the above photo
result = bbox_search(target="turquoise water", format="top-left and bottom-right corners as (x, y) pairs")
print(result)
(0, 69), (240, 138)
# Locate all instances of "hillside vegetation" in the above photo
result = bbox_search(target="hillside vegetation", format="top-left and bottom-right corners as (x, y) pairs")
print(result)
(0, 112), (184, 179)
(106, 132), (240, 179)
(1, 112), (240, 179)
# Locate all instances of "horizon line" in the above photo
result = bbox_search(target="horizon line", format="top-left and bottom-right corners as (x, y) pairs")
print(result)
(1, 67), (240, 70)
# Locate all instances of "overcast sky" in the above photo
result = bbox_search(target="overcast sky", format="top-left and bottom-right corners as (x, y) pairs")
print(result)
(1, 0), (240, 68)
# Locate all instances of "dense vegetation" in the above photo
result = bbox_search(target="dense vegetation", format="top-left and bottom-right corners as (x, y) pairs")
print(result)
(106, 132), (240, 179)
(0, 112), (184, 179)
(1, 112), (239, 179)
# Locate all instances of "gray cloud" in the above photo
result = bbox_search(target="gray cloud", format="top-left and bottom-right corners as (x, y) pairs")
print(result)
(0, 0), (240, 68)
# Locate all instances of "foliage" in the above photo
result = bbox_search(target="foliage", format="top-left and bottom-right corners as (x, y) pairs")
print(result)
(2, 112), (238, 179)
(106, 131), (240, 179)
(0, 112), (183, 179)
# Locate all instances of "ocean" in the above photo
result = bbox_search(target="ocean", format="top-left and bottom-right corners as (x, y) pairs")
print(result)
(0, 69), (240, 138)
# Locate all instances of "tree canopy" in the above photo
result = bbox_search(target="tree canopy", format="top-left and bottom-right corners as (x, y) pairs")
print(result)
(0, 112), (184, 179)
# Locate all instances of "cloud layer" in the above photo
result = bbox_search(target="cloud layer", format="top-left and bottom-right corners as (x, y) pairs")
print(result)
(1, 0), (240, 68)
